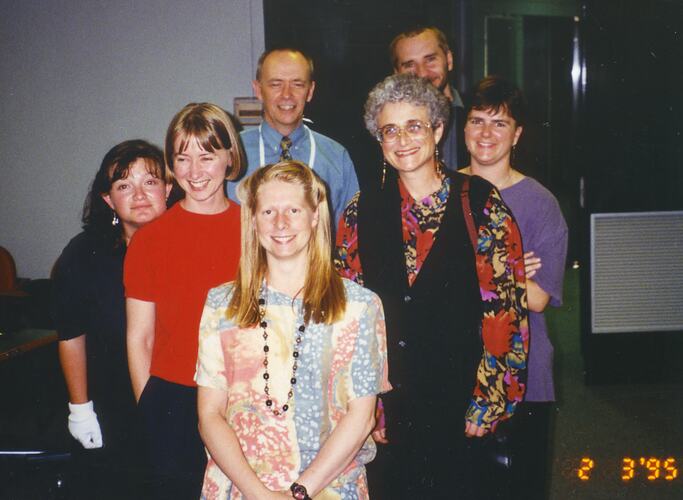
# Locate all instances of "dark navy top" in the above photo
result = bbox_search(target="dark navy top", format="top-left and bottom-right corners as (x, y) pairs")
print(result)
(52, 231), (133, 410)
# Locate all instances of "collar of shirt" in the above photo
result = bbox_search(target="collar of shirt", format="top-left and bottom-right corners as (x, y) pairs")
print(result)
(260, 120), (307, 155)
(448, 85), (465, 109)
(398, 176), (451, 213)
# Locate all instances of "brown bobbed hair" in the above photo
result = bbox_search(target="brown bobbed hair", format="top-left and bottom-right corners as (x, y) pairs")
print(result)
(164, 102), (245, 181)
(228, 160), (346, 327)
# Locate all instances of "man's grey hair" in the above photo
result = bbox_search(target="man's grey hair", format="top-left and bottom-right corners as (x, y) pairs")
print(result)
(255, 48), (315, 81)
(364, 73), (450, 136)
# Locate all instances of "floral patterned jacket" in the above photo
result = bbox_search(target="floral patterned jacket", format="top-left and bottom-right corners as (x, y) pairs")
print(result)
(334, 176), (528, 430)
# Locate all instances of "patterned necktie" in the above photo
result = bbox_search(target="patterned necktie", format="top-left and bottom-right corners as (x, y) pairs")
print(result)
(280, 136), (292, 161)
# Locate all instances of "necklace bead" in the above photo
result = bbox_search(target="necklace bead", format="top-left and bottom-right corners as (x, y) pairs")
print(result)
(259, 287), (305, 416)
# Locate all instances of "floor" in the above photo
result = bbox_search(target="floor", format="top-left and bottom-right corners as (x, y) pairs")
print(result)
(546, 269), (683, 499)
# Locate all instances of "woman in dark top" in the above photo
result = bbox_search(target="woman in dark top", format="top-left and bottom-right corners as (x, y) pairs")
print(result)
(334, 73), (529, 499)
(52, 140), (171, 499)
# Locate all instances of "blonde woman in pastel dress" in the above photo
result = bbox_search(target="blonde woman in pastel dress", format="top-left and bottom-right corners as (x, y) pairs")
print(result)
(196, 160), (390, 500)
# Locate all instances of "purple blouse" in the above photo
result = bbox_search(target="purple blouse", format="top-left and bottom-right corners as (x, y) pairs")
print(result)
(501, 177), (568, 401)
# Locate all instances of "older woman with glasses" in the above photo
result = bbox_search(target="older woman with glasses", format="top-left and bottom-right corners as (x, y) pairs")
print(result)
(335, 73), (529, 499)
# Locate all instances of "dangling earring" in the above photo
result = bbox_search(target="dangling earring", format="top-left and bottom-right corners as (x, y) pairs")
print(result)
(381, 159), (387, 190)
(111, 213), (119, 226)
(510, 145), (516, 167)
(435, 147), (443, 176)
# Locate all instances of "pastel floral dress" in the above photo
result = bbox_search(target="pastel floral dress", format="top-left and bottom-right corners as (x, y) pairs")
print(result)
(195, 278), (390, 500)
(335, 176), (528, 430)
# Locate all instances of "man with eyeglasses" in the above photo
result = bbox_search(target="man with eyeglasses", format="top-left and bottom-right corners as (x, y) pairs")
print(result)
(390, 26), (469, 170)
(228, 48), (359, 227)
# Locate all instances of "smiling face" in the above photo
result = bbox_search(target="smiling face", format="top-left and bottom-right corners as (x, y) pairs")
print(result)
(253, 50), (316, 136)
(465, 107), (523, 170)
(172, 135), (231, 214)
(255, 179), (319, 270)
(377, 101), (443, 178)
(101, 158), (170, 239)
(394, 31), (453, 98)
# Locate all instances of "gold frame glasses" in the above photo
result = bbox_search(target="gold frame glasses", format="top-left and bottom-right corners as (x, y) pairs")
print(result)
(375, 119), (433, 144)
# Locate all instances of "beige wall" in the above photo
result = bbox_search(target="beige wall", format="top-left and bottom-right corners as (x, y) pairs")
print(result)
(0, 0), (264, 278)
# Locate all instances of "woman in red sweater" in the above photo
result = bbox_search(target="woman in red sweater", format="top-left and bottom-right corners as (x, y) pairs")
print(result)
(124, 103), (245, 499)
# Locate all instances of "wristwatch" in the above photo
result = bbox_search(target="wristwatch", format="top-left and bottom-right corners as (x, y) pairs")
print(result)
(290, 482), (311, 500)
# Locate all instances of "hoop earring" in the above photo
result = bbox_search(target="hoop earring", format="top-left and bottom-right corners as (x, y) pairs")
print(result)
(381, 159), (387, 190)
(111, 213), (119, 226)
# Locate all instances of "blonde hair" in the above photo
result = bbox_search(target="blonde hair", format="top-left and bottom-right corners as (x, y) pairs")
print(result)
(228, 160), (346, 327)
(165, 102), (245, 181)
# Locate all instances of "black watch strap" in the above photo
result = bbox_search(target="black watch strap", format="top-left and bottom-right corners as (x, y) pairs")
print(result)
(290, 482), (311, 500)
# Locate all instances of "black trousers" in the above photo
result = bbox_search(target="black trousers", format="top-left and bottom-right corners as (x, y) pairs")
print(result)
(68, 441), (147, 500)
(67, 389), (147, 500)
(138, 376), (207, 500)
(507, 402), (553, 500)
(366, 424), (513, 499)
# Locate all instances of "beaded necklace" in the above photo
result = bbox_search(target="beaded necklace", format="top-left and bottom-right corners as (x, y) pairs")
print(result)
(258, 286), (305, 416)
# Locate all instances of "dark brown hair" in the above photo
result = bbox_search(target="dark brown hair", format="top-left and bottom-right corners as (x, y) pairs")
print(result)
(468, 75), (527, 127)
(83, 139), (168, 246)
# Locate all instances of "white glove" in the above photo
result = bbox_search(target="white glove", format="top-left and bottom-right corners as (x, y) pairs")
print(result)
(67, 401), (103, 449)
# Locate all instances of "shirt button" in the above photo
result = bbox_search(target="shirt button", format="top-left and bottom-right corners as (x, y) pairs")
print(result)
(403, 294), (412, 303)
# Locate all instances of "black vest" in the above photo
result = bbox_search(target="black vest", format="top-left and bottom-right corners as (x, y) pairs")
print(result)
(356, 171), (494, 442)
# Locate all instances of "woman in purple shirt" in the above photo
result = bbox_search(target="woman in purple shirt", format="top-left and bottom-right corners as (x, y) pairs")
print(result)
(461, 76), (568, 499)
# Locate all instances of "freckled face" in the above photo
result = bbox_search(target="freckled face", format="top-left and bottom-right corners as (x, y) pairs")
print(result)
(465, 107), (523, 169)
(255, 180), (319, 267)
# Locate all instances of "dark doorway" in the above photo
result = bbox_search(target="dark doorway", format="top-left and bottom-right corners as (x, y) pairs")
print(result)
(486, 14), (579, 262)
(263, 0), (470, 190)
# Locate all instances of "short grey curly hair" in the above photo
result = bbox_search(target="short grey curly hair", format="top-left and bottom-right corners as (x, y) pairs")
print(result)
(364, 73), (450, 137)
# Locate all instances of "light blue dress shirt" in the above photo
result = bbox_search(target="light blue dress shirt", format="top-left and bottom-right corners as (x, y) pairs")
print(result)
(228, 121), (359, 228)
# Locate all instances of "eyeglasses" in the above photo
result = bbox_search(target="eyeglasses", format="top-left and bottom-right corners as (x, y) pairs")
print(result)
(375, 120), (433, 144)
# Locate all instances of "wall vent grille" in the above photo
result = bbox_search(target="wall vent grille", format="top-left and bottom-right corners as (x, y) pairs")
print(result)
(591, 211), (683, 334)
